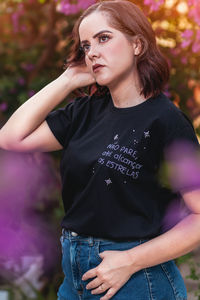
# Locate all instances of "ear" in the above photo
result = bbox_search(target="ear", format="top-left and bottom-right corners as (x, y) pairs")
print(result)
(133, 38), (142, 56)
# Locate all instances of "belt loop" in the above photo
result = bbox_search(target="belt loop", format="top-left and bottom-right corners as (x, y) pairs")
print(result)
(88, 236), (93, 246)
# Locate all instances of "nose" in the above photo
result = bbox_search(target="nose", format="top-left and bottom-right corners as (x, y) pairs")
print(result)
(87, 44), (100, 60)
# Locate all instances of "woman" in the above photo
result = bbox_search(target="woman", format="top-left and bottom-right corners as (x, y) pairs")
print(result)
(0, 1), (200, 299)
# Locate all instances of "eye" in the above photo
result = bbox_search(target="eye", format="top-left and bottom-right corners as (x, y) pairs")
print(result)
(81, 44), (90, 53)
(98, 34), (110, 43)
(80, 34), (110, 53)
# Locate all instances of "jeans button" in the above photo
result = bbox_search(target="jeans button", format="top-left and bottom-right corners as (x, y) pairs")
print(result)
(71, 231), (78, 236)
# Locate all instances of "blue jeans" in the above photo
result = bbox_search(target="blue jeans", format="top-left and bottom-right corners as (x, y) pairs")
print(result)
(57, 229), (187, 300)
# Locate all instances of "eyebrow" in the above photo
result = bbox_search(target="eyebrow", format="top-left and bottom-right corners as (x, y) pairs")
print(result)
(80, 30), (113, 45)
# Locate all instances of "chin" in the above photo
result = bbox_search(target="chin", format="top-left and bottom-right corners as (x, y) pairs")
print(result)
(95, 77), (114, 88)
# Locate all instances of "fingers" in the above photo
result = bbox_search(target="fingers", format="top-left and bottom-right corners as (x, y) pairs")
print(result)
(100, 287), (116, 300)
(91, 282), (109, 295)
(86, 277), (102, 290)
(82, 267), (97, 280)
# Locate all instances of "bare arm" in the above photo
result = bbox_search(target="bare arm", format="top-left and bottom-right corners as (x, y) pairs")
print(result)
(81, 192), (200, 300)
(0, 75), (73, 151)
(126, 189), (200, 273)
(0, 63), (96, 152)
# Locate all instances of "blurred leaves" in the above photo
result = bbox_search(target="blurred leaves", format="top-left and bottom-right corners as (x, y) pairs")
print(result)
(0, 0), (200, 124)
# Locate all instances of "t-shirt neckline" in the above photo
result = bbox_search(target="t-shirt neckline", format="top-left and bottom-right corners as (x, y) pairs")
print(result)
(108, 93), (158, 114)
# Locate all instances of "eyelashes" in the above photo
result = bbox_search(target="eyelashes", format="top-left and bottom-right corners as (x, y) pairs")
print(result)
(80, 34), (111, 53)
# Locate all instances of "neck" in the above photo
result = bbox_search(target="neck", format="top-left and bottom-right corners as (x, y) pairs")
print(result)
(108, 74), (148, 108)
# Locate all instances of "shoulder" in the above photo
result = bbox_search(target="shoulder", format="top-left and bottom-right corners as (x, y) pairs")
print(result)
(154, 94), (199, 148)
(70, 93), (109, 120)
(154, 93), (194, 131)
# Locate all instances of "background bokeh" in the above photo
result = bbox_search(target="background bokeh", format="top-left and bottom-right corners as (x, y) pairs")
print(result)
(0, 0), (200, 299)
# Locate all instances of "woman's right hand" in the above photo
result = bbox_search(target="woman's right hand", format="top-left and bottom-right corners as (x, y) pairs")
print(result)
(61, 61), (96, 91)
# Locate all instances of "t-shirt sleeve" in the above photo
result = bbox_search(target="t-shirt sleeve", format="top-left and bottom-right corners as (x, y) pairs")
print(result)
(161, 112), (200, 194)
(45, 100), (75, 148)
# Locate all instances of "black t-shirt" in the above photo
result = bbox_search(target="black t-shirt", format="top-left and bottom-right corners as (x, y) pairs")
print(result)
(45, 92), (199, 240)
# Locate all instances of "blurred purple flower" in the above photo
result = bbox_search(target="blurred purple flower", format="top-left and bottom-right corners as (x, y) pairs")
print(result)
(0, 102), (8, 112)
(21, 63), (35, 72)
(18, 77), (25, 86)
(161, 140), (200, 232)
(161, 198), (190, 233)
(9, 88), (17, 94)
(28, 90), (35, 97)
(164, 140), (200, 193)
(163, 90), (172, 98)
(0, 151), (60, 277)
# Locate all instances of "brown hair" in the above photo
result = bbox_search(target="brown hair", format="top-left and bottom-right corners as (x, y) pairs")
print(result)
(65, 0), (170, 99)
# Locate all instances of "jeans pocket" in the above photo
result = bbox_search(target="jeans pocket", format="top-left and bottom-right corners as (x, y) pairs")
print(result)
(94, 240), (141, 263)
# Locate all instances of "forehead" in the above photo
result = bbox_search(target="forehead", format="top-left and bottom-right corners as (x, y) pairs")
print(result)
(79, 12), (115, 39)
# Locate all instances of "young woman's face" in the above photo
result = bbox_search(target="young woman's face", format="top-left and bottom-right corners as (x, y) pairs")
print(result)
(78, 12), (138, 89)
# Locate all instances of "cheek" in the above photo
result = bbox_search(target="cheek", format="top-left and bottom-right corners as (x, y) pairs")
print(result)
(109, 40), (124, 57)
(85, 56), (89, 65)
(85, 57), (92, 71)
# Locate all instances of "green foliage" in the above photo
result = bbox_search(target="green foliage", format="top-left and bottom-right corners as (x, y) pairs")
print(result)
(176, 252), (200, 298)
(175, 252), (192, 266)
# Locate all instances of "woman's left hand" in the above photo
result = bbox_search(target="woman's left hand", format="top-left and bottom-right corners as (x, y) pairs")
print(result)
(81, 250), (136, 300)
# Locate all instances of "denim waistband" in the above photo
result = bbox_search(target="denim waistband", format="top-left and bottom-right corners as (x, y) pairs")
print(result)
(61, 228), (149, 244)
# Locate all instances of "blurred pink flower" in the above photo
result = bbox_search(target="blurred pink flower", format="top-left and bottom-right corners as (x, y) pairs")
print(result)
(11, 4), (24, 33)
(180, 39), (192, 48)
(180, 29), (194, 49)
(20, 25), (27, 32)
(188, 0), (200, 26)
(181, 29), (193, 39)
(170, 48), (181, 56)
(58, 0), (95, 15)
(11, 13), (20, 33)
(181, 56), (188, 64)
(191, 29), (200, 53)
(180, 29), (200, 53)
(196, 29), (200, 40)
(144, 0), (164, 11)
(192, 42), (200, 53)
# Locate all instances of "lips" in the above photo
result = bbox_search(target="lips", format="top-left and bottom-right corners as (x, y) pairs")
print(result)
(92, 64), (104, 72)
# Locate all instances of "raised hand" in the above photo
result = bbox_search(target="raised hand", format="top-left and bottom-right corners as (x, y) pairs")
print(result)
(62, 61), (96, 91)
